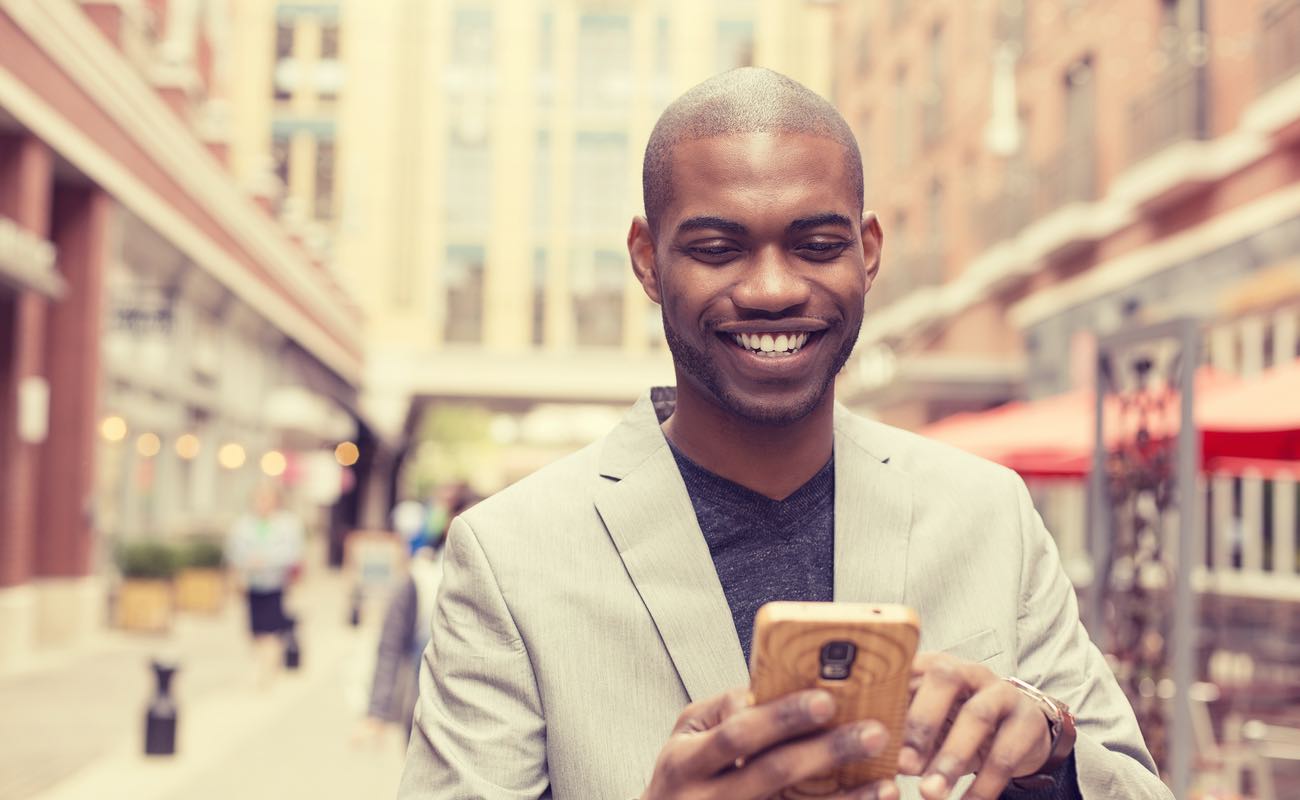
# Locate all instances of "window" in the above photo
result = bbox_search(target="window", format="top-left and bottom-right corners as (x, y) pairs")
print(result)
(926, 180), (945, 286)
(923, 24), (946, 145)
(320, 19), (339, 59)
(532, 130), (551, 234)
(576, 14), (631, 112)
(532, 248), (547, 347)
(273, 20), (295, 100)
(443, 245), (485, 344)
(445, 128), (492, 231)
(653, 16), (672, 108)
(715, 19), (754, 73)
(314, 138), (335, 219)
(317, 20), (342, 101)
(271, 133), (291, 196)
(536, 12), (554, 107)
(574, 250), (625, 347)
(893, 66), (910, 169)
(571, 132), (628, 236)
(451, 7), (493, 70)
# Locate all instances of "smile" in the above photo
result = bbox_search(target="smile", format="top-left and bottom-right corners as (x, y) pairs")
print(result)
(728, 332), (810, 356)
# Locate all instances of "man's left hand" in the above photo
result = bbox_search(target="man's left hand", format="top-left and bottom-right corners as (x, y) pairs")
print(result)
(899, 652), (1054, 800)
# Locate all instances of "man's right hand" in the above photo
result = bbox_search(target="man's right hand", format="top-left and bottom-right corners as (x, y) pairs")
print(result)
(641, 688), (898, 800)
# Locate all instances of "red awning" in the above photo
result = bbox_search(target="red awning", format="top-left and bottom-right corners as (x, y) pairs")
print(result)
(920, 358), (1300, 478)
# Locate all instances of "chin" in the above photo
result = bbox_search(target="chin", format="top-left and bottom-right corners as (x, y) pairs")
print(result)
(716, 384), (830, 426)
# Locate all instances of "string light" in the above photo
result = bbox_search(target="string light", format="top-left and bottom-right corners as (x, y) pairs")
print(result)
(261, 450), (287, 477)
(175, 434), (201, 460)
(218, 443), (246, 470)
(136, 432), (161, 458)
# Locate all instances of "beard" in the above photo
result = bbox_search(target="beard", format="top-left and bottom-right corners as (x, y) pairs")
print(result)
(661, 309), (861, 426)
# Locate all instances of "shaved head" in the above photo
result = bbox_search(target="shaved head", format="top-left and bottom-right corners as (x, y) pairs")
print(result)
(642, 68), (863, 236)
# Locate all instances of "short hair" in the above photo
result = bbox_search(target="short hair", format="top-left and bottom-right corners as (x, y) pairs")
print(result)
(642, 68), (864, 236)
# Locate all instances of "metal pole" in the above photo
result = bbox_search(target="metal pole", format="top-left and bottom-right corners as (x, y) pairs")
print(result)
(1169, 320), (1199, 799)
(1088, 352), (1109, 640)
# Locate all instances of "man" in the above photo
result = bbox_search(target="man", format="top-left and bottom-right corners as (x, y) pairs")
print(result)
(399, 69), (1172, 800)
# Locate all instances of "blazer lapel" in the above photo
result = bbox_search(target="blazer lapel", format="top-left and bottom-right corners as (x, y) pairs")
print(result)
(594, 392), (748, 703)
(833, 407), (914, 605)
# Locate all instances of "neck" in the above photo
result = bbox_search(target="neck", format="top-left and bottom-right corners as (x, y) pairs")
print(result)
(662, 382), (834, 501)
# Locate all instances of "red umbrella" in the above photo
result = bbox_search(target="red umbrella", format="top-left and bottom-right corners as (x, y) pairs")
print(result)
(919, 359), (1300, 477)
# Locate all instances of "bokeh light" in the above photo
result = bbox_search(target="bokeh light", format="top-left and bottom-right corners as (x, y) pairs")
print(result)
(218, 443), (246, 470)
(334, 441), (359, 467)
(135, 432), (161, 458)
(100, 415), (127, 442)
(260, 450), (287, 477)
(175, 433), (201, 460)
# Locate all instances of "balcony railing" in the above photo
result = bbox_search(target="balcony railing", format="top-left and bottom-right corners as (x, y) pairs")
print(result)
(1261, 0), (1300, 89)
(1036, 141), (1098, 216)
(1128, 63), (1207, 165)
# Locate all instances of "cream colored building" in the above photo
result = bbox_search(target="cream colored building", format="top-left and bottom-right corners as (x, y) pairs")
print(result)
(223, 0), (834, 465)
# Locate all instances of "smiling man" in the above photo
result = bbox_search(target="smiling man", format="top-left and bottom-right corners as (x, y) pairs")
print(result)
(398, 69), (1172, 800)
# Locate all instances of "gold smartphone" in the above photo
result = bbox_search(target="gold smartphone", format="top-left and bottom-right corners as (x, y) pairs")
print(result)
(749, 601), (921, 799)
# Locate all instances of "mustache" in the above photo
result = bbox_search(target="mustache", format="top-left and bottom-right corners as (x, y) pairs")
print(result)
(703, 314), (841, 332)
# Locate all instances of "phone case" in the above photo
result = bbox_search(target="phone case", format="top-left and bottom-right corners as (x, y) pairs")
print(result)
(749, 601), (921, 799)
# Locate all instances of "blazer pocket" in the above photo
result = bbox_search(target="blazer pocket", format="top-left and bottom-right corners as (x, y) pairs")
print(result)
(938, 627), (1003, 665)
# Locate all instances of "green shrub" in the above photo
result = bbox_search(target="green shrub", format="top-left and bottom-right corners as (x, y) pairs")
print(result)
(115, 540), (180, 580)
(179, 537), (225, 569)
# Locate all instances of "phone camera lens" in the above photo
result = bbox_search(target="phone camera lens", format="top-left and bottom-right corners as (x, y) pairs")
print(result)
(819, 641), (857, 680)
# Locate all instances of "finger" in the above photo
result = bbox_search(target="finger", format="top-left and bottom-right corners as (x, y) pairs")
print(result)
(898, 655), (974, 775)
(715, 720), (890, 800)
(963, 709), (1048, 800)
(673, 688), (751, 735)
(916, 682), (1018, 800)
(680, 689), (837, 777)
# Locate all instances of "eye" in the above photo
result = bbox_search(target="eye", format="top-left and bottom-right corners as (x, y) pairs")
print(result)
(682, 244), (743, 264)
(796, 240), (852, 262)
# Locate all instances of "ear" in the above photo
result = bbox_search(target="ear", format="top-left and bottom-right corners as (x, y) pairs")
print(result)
(860, 211), (883, 284)
(628, 215), (662, 304)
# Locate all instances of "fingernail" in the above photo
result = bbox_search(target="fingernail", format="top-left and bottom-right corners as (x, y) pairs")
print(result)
(858, 722), (888, 753)
(931, 754), (959, 779)
(897, 746), (922, 774)
(920, 773), (949, 797)
(807, 691), (834, 722)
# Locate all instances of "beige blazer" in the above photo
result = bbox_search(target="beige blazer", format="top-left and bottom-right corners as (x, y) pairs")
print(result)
(399, 389), (1172, 800)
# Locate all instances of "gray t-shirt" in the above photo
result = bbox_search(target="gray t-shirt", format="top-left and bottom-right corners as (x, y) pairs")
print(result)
(668, 443), (834, 665)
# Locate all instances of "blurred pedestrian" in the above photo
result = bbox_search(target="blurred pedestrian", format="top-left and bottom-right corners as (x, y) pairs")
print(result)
(358, 485), (479, 745)
(227, 481), (305, 687)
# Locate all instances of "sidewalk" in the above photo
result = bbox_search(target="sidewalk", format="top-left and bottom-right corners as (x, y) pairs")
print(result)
(0, 560), (406, 800)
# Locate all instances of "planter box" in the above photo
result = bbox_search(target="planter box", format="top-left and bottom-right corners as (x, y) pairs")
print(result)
(175, 568), (226, 614)
(115, 579), (174, 633)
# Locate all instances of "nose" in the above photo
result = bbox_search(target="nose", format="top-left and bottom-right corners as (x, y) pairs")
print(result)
(730, 247), (811, 315)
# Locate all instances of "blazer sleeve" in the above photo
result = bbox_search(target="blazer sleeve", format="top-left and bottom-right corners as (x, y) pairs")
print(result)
(398, 516), (550, 799)
(1010, 475), (1174, 800)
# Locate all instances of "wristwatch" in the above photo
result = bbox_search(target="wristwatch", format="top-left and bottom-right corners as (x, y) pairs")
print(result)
(1004, 677), (1077, 791)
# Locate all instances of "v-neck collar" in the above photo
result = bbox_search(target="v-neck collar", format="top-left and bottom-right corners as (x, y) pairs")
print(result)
(666, 440), (834, 510)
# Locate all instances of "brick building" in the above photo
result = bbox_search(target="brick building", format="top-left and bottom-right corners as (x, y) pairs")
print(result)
(0, 0), (365, 668)
(832, 0), (1300, 428)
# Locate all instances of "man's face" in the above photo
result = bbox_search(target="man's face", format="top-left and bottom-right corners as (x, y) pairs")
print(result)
(632, 132), (880, 426)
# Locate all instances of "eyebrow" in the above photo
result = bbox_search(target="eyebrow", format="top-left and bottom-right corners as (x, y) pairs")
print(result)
(675, 216), (749, 236)
(787, 212), (855, 233)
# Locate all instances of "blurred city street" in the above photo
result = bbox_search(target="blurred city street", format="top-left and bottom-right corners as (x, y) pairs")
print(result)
(2, 0), (1300, 797)
(0, 545), (405, 800)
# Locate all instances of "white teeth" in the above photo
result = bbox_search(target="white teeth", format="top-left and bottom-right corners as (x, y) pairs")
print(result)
(729, 331), (812, 355)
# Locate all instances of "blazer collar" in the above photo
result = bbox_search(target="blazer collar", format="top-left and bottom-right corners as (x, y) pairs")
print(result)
(594, 388), (914, 702)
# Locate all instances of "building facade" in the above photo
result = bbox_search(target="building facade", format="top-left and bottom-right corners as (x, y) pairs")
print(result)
(832, 0), (1300, 428)
(223, 0), (836, 486)
(0, 0), (365, 669)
